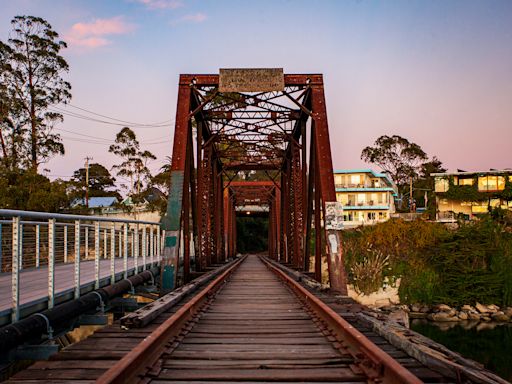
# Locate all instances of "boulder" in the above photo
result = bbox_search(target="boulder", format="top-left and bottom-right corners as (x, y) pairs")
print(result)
(487, 304), (500, 312)
(504, 307), (512, 318)
(475, 302), (492, 314)
(419, 305), (430, 313)
(434, 304), (452, 312)
(458, 312), (468, 320)
(411, 304), (422, 312)
(430, 312), (459, 322)
(482, 316), (491, 322)
(491, 312), (510, 322)
(461, 305), (475, 313)
(468, 313), (481, 321)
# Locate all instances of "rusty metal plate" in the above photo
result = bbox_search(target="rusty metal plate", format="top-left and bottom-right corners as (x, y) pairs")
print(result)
(219, 68), (284, 92)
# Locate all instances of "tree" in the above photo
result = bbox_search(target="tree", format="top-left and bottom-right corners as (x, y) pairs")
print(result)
(109, 127), (156, 195)
(0, 166), (69, 212)
(0, 16), (71, 171)
(361, 135), (428, 189)
(71, 162), (120, 199)
(152, 156), (172, 195)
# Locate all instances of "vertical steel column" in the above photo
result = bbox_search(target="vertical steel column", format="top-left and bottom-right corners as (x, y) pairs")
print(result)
(64, 225), (68, 263)
(160, 77), (191, 292)
(118, 229), (122, 263)
(131, 229), (135, 259)
(35, 224), (40, 268)
(156, 226), (161, 263)
(123, 224), (128, 279)
(74, 220), (81, 299)
(11, 217), (21, 323)
(48, 219), (55, 308)
(311, 81), (347, 294)
(95, 221), (100, 289)
(110, 223), (116, 284)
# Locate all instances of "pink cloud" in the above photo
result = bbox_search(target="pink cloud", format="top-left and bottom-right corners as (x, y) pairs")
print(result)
(136, 0), (183, 10)
(66, 16), (136, 48)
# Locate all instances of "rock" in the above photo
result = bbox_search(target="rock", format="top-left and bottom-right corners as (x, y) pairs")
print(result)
(475, 302), (492, 314)
(482, 316), (491, 322)
(461, 305), (475, 312)
(375, 299), (392, 308)
(458, 312), (468, 320)
(487, 304), (500, 312)
(504, 307), (512, 318)
(491, 312), (510, 322)
(419, 305), (430, 313)
(409, 312), (428, 319)
(434, 304), (452, 312)
(468, 313), (481, 321)
(411, 304), (422, 312)
(430, 312), (459, 322)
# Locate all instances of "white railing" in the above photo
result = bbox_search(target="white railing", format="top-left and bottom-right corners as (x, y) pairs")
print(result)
(0, 209), (164, 324)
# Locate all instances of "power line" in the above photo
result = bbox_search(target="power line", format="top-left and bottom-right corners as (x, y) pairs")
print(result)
(50, 106), (173, 128)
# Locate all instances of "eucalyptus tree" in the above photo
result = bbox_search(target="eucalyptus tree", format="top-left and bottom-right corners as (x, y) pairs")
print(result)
(109, 127), (156, 196)
(0, 16), (71, 171)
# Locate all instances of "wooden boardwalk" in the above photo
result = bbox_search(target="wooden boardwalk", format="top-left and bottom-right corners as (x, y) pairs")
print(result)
(0, 257), (158, 325)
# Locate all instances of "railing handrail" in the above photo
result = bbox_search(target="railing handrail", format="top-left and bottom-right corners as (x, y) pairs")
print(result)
(0, 209), (160, 226)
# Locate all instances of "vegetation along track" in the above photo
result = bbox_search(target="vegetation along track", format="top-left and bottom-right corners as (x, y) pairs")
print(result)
(9, 255), (453, 383)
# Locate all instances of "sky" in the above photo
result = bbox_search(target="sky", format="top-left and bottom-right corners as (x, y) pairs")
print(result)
(1, 0), (511, 188)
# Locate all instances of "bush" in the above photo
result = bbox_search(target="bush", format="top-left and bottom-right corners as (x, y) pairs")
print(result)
(342, 216), (512, 306)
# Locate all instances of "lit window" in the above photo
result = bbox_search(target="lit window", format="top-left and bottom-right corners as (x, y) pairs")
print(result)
(435, 178), (449, 192)
(458, 178), (473, 186)
(478, 176), (488, 191)
(497, 176), (505, 190)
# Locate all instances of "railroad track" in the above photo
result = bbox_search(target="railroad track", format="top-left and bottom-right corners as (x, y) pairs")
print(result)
(8, 255), (455, 383)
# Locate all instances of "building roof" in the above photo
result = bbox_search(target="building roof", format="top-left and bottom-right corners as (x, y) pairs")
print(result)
(432, 169), (512, 177)
(71, 196), (118, 208)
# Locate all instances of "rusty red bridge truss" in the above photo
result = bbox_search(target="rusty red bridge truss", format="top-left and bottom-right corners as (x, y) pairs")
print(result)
(161, 69), (347, 294)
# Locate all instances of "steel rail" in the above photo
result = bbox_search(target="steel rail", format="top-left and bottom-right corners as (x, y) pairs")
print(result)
(95, 255), (247, 384)
(259, 256), (423, 384)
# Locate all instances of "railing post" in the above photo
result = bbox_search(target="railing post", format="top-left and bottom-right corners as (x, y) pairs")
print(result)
(142, 226), (147, 270)
(48, 219), (55, 309)
(85, 225), (89, 259)
(134, 226), (139, 273)
(156, 226), (161, 262)
(19, 223), (23, 270)
(35, 224), (40, 268)
(150, 226), (154, 265)
(95, 221), (100, 289)
(74, 220), (81, 299)
(123, 224), (128, 279)
(118, 229), (122, 262)
(103, 228), (107, 259)
(64, 224), (68, 263)
(111, 223), (116, 284)
(12, 217), (21, 323)
(131, 229), (135, 259)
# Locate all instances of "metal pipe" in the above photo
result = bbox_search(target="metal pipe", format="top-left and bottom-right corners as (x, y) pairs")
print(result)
(0, 267), (158, 354)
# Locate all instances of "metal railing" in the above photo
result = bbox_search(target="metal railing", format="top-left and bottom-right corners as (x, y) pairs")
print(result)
(0, 209), (164, 324)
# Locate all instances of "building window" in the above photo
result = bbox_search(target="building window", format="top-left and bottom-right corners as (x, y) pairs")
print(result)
(347, 194), (355, 206)
(458, 178), (473, 186)
(435, 178), (449, 192)
(367, 212), (376, 220)
(478, 176), (504, 191)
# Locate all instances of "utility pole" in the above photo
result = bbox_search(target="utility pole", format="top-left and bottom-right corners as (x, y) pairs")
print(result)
(84, 157), (93, 208)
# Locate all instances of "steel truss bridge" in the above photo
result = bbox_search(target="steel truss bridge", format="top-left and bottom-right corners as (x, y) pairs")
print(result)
(161, 70), (347, 293)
